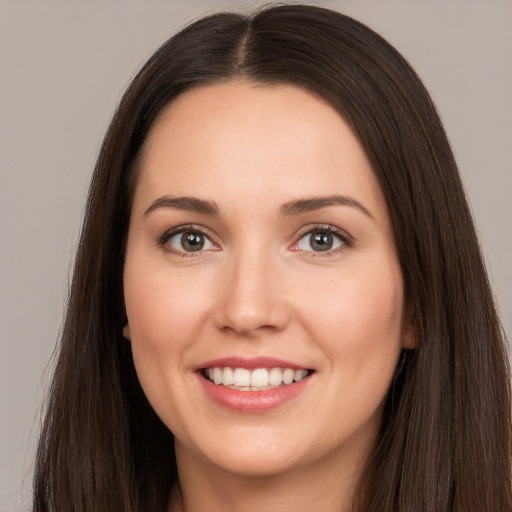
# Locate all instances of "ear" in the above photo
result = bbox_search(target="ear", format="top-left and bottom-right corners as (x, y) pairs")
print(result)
(123, 324), (131, 340)
(401, 302), (417, 349)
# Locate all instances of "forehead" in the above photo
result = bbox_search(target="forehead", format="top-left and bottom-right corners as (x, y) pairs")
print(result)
(134, 81), (388, 223)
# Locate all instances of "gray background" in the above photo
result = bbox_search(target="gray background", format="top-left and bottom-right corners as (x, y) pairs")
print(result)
(1, 1), (511, 510)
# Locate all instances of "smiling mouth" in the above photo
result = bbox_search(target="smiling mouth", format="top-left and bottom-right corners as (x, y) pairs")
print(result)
(202, 367), (313, 391)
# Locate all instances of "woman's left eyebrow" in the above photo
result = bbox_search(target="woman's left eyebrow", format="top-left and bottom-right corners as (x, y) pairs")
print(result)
(279, 195), (375, 221)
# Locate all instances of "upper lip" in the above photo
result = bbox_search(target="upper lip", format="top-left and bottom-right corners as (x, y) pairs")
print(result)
(195, 356), (310, 371)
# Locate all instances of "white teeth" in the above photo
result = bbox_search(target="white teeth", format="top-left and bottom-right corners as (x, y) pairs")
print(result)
(213, 367), (223, 385)
(233, 368), (251, 387)
(205, 366), (310, 389)
(283, 368), (294, 385)
(250, 368), (269, 387)
(222, 367), (234, 386)
(294, 369), (308, 382)
(268, 367), (283, 386)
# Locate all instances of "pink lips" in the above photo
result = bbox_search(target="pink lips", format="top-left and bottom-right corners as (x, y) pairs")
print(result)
(196, 357), (313, 413)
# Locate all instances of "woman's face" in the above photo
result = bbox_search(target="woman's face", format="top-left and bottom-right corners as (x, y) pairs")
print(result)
(123, 82), (412, 478)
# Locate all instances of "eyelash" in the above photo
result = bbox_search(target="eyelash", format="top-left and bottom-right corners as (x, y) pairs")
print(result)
(157, 223), (353, 257)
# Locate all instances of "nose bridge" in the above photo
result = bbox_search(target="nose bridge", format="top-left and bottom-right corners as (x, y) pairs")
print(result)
(214, 239), (288, 335)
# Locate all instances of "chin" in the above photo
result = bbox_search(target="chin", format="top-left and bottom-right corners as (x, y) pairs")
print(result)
(209, 451), (304, 479)
(178, 428), (312, 478)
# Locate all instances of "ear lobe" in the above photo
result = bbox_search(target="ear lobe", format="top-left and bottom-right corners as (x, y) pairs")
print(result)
(402, 322), (417, 349)
(123, 324), (131, 340)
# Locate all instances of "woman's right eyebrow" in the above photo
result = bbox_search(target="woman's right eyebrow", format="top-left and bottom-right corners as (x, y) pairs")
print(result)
(143, 195), (219, 216)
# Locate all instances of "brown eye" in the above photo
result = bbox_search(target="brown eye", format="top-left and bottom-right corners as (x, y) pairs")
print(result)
(166, 230), (215, 253)
(296, 228), (346, 253)
(310, 231), (334, 251)
(181, 232), (205, 251)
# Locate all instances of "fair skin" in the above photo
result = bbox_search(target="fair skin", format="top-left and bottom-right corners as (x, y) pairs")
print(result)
(123, 81), (413, 512)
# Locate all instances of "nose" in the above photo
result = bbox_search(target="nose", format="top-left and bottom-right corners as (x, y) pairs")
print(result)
(213, 249), (290, 337)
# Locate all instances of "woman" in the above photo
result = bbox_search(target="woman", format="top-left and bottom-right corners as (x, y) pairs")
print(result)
(33, 4), (511, 511)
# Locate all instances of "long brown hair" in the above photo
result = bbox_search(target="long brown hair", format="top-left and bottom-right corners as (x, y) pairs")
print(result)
(33, 5), (511, 511)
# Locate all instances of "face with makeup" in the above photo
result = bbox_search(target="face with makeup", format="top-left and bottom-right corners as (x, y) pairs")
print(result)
(123, 82), (413, 481)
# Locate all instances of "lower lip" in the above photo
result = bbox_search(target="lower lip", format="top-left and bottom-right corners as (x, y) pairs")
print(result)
(197, 373), (312, 413)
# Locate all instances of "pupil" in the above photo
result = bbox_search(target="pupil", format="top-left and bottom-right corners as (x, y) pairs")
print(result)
(182, 232), (204, 252)
(311, 231), (333, 251)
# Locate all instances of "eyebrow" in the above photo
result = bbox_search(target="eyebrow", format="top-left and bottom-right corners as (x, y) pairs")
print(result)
(143, 194), (374, 221)
(279, 195), (375, 220)
(144, 196), (219, 216)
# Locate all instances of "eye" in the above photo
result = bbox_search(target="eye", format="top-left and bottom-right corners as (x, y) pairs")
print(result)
(163, 228), (216, 254)
(296, 227), (350, 253)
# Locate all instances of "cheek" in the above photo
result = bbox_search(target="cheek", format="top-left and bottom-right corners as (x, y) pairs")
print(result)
(123, 263), (217, 393)
(125, 267), (208, 346)
(297, 261), (404, 367)
(123, 265), (215, 432)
